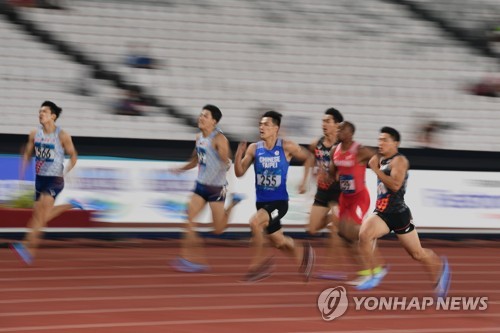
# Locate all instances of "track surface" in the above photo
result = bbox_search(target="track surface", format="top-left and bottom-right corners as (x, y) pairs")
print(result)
(0, 239), (498, 332)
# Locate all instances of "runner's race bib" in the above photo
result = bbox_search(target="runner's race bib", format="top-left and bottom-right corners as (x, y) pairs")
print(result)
(257, 173), (282, 188)
(339, 174), (355, 194)
(34, 142), (55, 162)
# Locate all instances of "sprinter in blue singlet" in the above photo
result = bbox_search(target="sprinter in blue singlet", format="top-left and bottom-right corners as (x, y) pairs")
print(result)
(234, 111), (316, 282)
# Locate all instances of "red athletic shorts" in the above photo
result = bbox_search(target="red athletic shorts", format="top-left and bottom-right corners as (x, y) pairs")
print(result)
(338, 187), (370, 224)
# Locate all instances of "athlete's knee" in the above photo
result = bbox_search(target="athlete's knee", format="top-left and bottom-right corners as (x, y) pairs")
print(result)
(271, 237), (290, 250)
(337, 229), (354, 244)
(306, 224), (318, 236)
(358, 229), (374, 246)
(249, 218), (263, 232)
(212, 225), (225, 235)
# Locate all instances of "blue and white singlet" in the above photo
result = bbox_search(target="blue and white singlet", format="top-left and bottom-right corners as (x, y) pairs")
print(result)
(196, 128), (228, 187)
(254, 139), (289, 202)
(34, 126), (65, 177)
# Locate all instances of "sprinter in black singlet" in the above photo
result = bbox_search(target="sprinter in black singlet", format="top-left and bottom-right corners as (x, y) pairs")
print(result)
(356, 127), (451, 299)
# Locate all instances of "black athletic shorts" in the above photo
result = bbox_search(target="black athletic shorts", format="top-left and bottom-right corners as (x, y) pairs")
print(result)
(313, 182), (341, 207)
(256, 200), (288, 234)
(375, 207), (415, 234)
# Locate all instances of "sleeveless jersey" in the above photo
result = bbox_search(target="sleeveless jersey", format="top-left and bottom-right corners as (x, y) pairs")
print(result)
(196, 128), (228, 186)
(375, 153), (408, 213)
(314, 136), (335, 191)
(333, 142), (367, 196)
(254, 139), (289, 202)
(34, 126), (65, 177)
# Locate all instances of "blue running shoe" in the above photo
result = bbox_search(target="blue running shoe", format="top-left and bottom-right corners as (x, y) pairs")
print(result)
(355, 275), (380, 290)
(231, 193), (246, 205)
(170, 257), (209, 273)
(435, 256), (451, 299)
(374, 265), (390, 282)
(68, 199), (85, 210)
(351, 265), (389, 289)
(9, 242), (33, 266)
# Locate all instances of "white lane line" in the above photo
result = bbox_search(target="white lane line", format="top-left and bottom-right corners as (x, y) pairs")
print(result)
(0, 313), (498, 332)
(0, 289), (498, 305)
(0, 272), (499, 282)
(1, 279), (499, 292)
(292, 327), (500, 333)
(0, 260), (498, 272)
(1, 301), (498, 317)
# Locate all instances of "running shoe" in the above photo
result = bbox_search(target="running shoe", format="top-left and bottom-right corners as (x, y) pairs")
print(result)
(346, 274), (372, 286)
(242, 257), (275, 283)
(9, 242), (33, 266)
(170, 257), (209, 273)
(355, 276), (380, 290)
(355, 266), (389, 291)
(435, 256), (451, 299)
(373, 265), (390, 282)
(68, 199), (85, 210)
(299, 241), (315, 282)
(231, 193), (246, 205)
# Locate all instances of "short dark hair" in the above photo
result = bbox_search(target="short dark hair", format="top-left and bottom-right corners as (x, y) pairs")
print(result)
(342, 121), (355, 134)
(381, 126), (401, 142)
(325, 107), (343, 123)
(41, 101), (62, 119)
(202, 104), (222, 123)
(262, 110), (282, 127)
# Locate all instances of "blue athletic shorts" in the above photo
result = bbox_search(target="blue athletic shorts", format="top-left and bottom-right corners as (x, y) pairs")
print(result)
(35, 175), (64, 201)
(193, 181), (226, 202)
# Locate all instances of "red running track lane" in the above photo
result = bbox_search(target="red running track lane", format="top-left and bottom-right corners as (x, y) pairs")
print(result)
(0, 239), (499, 333)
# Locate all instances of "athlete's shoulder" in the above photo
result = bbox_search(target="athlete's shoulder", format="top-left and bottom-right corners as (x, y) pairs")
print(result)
(57, 127), (68, 136)
(246, 142), (258, 155)
(213, 130), (228, 143)
(392, 153), (409, 168)
(308, 137), (321, 152)
(282, 138), (300, 151)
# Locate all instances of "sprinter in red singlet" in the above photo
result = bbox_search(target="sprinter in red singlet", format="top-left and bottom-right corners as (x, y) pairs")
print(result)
(331, 121), (387, 288)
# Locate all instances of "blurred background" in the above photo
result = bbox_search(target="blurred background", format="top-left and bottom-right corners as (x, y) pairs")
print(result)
(1, 0), (500, 232)
(0, 0), (499, 150)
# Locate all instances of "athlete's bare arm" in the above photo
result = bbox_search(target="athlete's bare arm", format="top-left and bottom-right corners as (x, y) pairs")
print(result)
(357, 145), (377, 165)
(234, 142), (256, 177)
(20, 130), (36, 178)
(298, 140), (318, 193)
(213, 132), (231, 165)
(328, 144), (339, 179)
(368, 154), (408, 192)
(59, 130), (78, 175)
(283, 139), (311, 163)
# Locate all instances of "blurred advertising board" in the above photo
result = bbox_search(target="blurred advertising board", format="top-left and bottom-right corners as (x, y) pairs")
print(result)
(1, 155), (499, 231)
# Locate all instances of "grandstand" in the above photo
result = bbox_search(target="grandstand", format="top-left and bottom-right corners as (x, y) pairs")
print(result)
(1, 0), (499, 149)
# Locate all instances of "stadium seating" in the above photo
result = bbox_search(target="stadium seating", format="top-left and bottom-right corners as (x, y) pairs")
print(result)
(1, 0), (499, 150)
